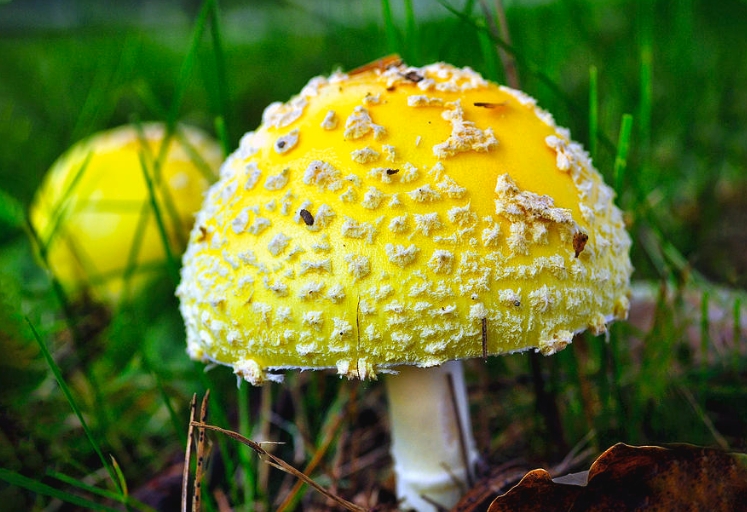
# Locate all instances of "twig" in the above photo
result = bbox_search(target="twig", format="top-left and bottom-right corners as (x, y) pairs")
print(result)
(192, 391), (211, 512)
(181, 395), (197, 512)
(191, 421), (369, 512)
(447, 372), (474, 490)
(478, 0), (520, 88)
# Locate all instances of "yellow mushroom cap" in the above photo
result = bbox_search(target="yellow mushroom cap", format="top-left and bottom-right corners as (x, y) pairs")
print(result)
(30, 123), (221, 305)
(177, 61), (632, 384)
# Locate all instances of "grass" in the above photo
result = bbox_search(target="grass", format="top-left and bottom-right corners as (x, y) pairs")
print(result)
(1, 0), (746, 510)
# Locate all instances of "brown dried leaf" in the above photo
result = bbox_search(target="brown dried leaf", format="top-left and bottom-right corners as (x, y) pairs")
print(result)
(488, 443), (747, 512)
(485, 469), (579, 512)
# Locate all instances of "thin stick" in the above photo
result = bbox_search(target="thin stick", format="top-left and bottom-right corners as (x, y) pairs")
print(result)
(181, 394), (197, 512)
(192, 391), (211, 512)
(479, 0), (520, 89)
(191, 421), (368, 512)
(447, 373), (474, 489)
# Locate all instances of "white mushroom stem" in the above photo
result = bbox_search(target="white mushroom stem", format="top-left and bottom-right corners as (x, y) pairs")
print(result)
(384, 360), (479, 511)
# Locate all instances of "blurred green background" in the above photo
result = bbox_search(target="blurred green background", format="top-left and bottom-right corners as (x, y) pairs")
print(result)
(1, 0), (746, 510)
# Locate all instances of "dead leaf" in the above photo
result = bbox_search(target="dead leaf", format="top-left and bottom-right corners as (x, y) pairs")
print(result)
(488, 443), (747, 511)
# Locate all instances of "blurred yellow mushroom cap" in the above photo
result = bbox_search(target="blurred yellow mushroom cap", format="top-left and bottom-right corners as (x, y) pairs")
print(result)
(30, 123), (221, 305)
(177, 60), (633, 384)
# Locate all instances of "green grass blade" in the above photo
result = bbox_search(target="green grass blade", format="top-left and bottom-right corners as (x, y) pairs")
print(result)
(589, 65), (599, 162)
(139, 349), (187, 445)
(118, 200), (151, 303)
(0, 186), (25, 230)
(25, 317), (122, 495)
(403, 0), (419, 63)
(476, 18), (501, 82)
(380, 0), (400, 55)
(138, 150), (180, 286)
(208, 0), (231, 143)
(167, 0), (214, 127)
(110, 455), (129, 505)
(37, 151), (93, 253)
(48, 470), (158, 512)
(637, 0), (654, 166)
(70, 34), (140, 143)
(638, 226), (672, 281)
(238, 380), (257, 509)
(172, 124), (220, 183)
(214, 115), (231, 159)
(0, 469), (122, 512)
(132, 81), (169, 120)
(613, 114), (634, 196)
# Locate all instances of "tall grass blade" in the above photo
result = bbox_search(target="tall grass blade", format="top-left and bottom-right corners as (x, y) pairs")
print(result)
(613, 114), (634, 196)
(167, 0), (214, 128)
(49, 470), (157, 512)
(70, 34), (140, 143)
(118, 198), (151, 304)
(404, 0), (419, 63)
(25, 317), (122, 494)
(208, 0), (231, 143)
(637, 0), (654, 168)
(138, 150), (180, 285)
(110, 456), (129, 506)
(238, 381), (256, 510)
(140, 349), (187, 444)
(0, 469), (122, 512)
(476, 20), (501, 82)
(38, 152), (93, 254)
(214, 115), (231, 159)
(380, 0), (400, 54)
(589, 65), (599, 162)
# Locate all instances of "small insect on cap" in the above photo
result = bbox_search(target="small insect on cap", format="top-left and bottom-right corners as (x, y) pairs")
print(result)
(30, 123), (221, 305)
(177, 59), (633, 385)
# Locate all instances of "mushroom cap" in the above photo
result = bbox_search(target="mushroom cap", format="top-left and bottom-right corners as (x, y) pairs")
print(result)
(30, 123), (221, 305)
(177, 61), (632, 384)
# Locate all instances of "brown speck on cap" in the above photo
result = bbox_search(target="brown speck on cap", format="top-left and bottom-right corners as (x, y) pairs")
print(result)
(299, 208), (314, 226)
(401, 70), (424, 83)
(573, 231), (589, 258)
(473, 101), (506, 109)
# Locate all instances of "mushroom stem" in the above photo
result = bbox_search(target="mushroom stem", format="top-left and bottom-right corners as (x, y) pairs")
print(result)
(384, 360), (479, 511)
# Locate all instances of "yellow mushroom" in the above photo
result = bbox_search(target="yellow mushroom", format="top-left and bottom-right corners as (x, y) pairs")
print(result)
(30, 123), (221, 306)
(177, 60), (632, 510)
